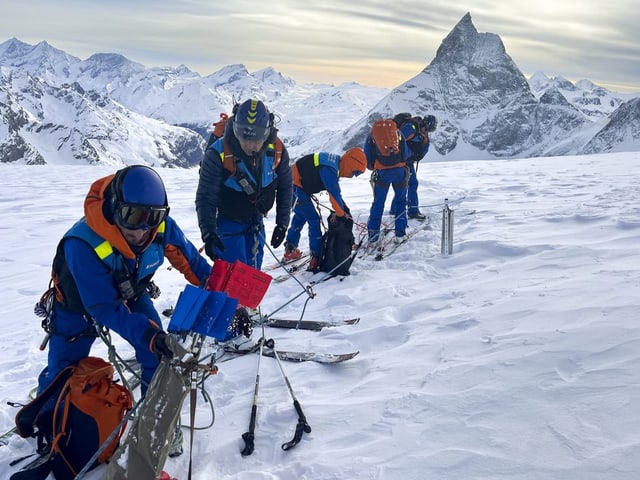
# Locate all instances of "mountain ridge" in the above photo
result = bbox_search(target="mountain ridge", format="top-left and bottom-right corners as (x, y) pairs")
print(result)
(1, 13), (639, 166)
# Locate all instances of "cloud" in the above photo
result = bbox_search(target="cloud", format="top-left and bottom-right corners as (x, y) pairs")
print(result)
(1, 0), (639, 92)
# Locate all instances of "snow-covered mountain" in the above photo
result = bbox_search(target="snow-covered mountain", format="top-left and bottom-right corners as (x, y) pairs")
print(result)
(1, 12), (639, 166)
(338, 13), (640, 160)
(0, 67), (205, 166)
(528, 72), (627, 119)
(0, 38), (386, 165)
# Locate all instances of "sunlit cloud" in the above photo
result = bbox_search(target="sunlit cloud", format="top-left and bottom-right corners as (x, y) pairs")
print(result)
(1, 0), (639, 92)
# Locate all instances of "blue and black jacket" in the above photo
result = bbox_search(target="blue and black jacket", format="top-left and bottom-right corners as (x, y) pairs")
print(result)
(292, 152), (349, 217)
(195, 125), (292, 239)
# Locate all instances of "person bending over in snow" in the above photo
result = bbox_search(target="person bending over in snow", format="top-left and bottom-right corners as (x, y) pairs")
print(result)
(283, 148), (367, 272)
(364, 119), (412, 245)
(36, 165), (212, 452)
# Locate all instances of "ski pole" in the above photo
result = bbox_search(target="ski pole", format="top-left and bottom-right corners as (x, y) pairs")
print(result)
(270, 343), (312, 451)
(241, 337), (272, 456)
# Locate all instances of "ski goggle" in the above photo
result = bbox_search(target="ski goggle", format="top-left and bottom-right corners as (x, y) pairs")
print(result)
(115, 203), (169, 230)
(233, 121), (270, 143)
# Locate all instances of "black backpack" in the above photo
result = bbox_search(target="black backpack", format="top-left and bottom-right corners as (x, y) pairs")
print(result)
(319, 213), (355, 276)
(392, 112), (413, 128)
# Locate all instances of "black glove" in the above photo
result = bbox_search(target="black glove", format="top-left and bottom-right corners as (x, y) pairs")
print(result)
(204, 232), (225, 261)
(271, 224), (287, 248)
(230, 307), (254, 338)
(152, 331), (174, 359)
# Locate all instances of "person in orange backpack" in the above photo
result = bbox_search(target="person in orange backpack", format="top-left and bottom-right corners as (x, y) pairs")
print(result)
(283, 148), (367, 272)
(364, 119), (412, 245)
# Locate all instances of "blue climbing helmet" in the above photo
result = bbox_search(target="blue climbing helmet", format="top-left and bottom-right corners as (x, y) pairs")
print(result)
(232, 99), (272, 142)
(112, 165), (169, 230)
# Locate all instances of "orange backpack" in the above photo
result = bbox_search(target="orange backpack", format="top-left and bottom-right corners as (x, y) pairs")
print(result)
(211, 112), (229, 140)
(371, 119), (403, 167)
(15, 357), (133, 479)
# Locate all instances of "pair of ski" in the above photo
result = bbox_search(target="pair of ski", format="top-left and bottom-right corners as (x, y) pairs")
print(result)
(162, 305), (360, 364)
(220, 316), (360, 364)
(260, 254), (313, 283)
(262, 253), (310, 272)
(360, 216), (431, 261)
(222, 341), (359, 365)
(272, 256), (312, 283)
(375, 218), (431, 260)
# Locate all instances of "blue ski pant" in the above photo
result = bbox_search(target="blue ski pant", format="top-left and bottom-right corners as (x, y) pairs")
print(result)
(38, 294), (161, 407)
(367, 166), (409, 241)
(285, 187), (323, 257)
(391, 161), (420, 216)
(216, 215), (265, 270)
(407, 161), (420, 215)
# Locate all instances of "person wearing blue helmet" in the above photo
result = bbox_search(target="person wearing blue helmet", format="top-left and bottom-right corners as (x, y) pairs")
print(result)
(392, 114), (437, 220)
(33, 165), (212, 453)
(196, 99), (293, 269)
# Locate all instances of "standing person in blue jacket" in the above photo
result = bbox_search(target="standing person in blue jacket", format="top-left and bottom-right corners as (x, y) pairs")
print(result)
(35, 165), (212, 450)
(283, 147), (367, 271)
(396, 114), (437, 220)
(196, 99), (292, 269)
(365, 119), (412, 245)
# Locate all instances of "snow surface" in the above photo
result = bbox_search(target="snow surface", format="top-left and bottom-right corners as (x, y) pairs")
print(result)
(1, 152), (640, 479)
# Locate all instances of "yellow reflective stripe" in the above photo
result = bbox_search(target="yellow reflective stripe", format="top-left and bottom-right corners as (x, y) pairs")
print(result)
(94, 240), (113, 260)
(219, 151), (225, 163)
(157, 221), (166, 233)
(313, 152), (320, 167)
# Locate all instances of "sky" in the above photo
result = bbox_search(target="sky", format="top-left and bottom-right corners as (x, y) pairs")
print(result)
(2, 151), (640, 479)
(2, 1), (640, 93)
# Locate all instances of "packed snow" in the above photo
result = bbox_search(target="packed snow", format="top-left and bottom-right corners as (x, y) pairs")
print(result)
(1, 152), (639, 479)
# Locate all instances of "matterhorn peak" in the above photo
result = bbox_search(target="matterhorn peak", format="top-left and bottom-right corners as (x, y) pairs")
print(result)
(433, 12), (508, 68)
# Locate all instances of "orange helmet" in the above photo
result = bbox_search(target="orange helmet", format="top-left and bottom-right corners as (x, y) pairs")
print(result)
(340, 147), (367, 178)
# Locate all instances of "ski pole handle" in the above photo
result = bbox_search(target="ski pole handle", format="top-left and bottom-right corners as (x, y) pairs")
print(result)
(281, 399), (311, 451)
(241, 429), (256, 456)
